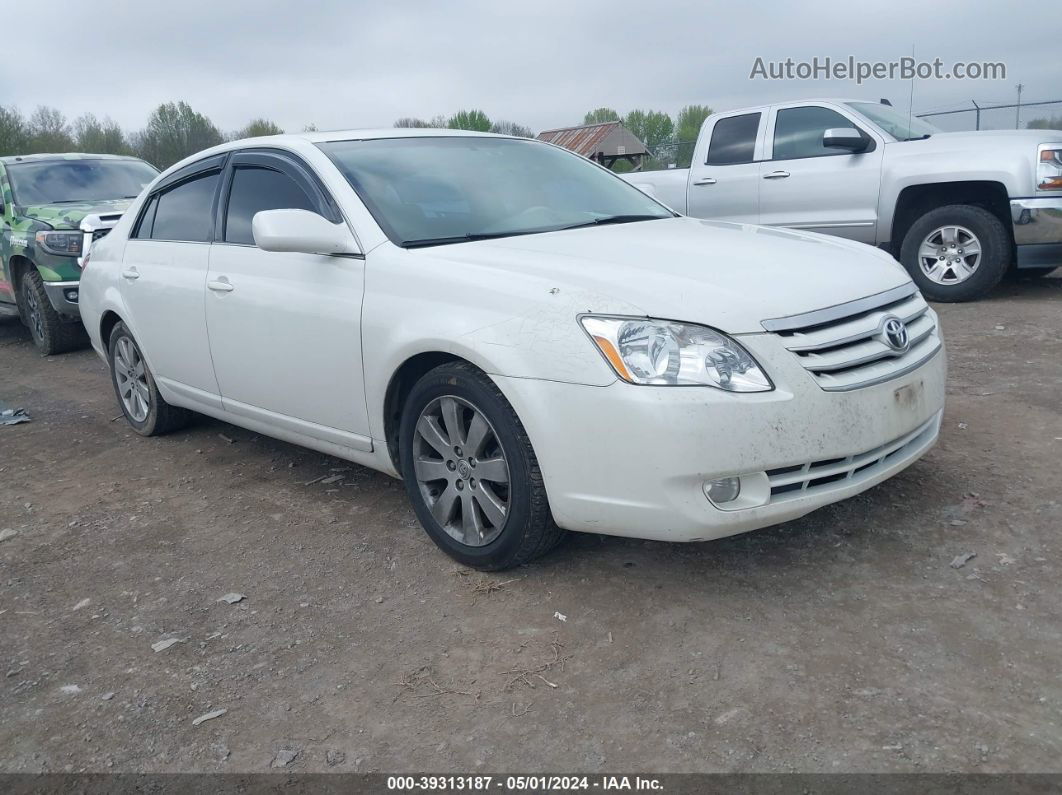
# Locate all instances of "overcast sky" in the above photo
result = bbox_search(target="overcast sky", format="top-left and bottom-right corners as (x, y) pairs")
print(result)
(1, 0), (1056, 135)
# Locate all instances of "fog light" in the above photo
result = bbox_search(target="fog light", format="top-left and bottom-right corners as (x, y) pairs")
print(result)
(64, 289), (79, 303)
(704, 476), (741, 504)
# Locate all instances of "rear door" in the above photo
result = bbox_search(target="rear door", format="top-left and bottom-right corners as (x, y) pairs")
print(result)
(686, 109), (767, 224)
(204, 150), (370, 449)
(758, 103), (884, 243)
(120, 156), (224, 407)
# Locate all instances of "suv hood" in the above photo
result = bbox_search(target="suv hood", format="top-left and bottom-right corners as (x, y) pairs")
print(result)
(423, 217), (911, 334)
(18, 198), (132, 230)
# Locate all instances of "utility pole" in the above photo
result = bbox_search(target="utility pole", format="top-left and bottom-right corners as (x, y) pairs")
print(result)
(1015, 83), (1024, 129)
(972, 100), (981, 131)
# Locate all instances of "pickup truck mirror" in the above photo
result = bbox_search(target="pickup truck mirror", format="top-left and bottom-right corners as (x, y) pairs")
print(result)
(252, 209), (361, 256)
(822, 127), (868, 152)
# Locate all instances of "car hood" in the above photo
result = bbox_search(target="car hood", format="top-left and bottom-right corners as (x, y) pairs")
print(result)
(420, 217), (912, 334)
(17, 198), (132, 230)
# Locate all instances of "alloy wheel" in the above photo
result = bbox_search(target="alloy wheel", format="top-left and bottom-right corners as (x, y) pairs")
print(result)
(24, 285), (44, 343)
(114, 337), (151, 422)
(918, 225), (982, 285)
(412, 395), (511, 547)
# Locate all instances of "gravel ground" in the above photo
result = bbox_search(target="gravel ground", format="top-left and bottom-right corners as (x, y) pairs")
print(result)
(1, 275), (1060, 774)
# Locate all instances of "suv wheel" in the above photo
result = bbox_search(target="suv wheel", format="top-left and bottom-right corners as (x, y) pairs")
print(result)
(108, 321), (191, 436)
(19, 269), (86, 355)
(398, 362), (565, 570)
(899, 204), (1009, 302)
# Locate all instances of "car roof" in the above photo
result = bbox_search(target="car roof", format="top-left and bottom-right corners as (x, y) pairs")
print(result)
(0, 152), (148, 165)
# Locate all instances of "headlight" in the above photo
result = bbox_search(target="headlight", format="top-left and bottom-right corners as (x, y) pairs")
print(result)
(35, 231), (83, 256)
(580, 315), (773, 392)
(1038, 146), (1062, 191)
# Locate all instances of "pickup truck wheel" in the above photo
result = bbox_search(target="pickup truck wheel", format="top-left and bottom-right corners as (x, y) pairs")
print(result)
(399, 361), (565, 571)
(108, 321), (191, 436)
(19, 269), (86, 355)
(900, 205), (1009, 302)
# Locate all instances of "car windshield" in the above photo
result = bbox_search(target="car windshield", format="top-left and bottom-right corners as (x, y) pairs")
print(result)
(846, 102), (941, 141)
(318, 136), (674, 247)
(6, 159), (158, 205)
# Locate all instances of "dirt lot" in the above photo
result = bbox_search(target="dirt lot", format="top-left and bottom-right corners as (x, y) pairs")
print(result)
(1, 276), (1060, 774)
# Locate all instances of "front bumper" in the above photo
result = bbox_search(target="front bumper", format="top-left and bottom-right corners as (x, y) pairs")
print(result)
(41, 279), (82, 319)
(1011, 198), (1062, 269)
(493, 334), (947, 543)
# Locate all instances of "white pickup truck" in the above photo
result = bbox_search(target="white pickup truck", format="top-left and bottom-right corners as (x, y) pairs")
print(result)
(623, 98), (1062, 302)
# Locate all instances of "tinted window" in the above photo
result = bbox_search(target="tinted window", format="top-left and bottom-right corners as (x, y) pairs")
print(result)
(706, 114), (760, 165)
(150, 172), (220, 242)
(224, 166), (316, 245)
(133, 194), (159, 239)
(774, 106), (859, 160)
(6, 159), (158, 205)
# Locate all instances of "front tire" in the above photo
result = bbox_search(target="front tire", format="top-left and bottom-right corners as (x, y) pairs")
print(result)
(19, 269), (86, 355)
(398, 362), (565, 570)
(899, 204), (1010, 302)
(108, 321), (191, 436)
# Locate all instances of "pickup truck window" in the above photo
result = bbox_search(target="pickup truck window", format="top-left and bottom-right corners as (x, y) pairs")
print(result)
(319, 137), (672, 247)
(223, 166), (316, 245)
(6, 159), (157, 206)
(706, 114), (760, 166)
(773, 106), (856, 160)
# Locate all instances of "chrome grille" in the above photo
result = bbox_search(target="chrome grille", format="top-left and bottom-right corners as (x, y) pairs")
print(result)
(766, 413), (940, 502)
(764, 284), (942, 392)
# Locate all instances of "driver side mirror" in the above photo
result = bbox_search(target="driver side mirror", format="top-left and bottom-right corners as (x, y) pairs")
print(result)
(252, 209), (361, 256)
(823, 127), (869, 152)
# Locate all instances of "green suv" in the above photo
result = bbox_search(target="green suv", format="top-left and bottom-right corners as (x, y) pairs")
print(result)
(0, 153), (158, 354)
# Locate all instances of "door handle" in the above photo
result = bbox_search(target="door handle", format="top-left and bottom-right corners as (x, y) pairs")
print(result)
(692, 177), (717, 185)
(763, 170), (791, 179)
(121, 267), (140, 280)
(207, 279), (234, 293)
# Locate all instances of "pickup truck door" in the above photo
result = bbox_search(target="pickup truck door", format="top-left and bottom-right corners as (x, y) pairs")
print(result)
(204, 150), (371, 450)
(686, 109), (767, 224)
(758, 103), (884, 244)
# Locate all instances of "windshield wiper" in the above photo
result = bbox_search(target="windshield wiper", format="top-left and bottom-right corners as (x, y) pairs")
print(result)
(902, 134), (932, 141)
(401, 214), (671, 248)
(556, 214), (671, 232)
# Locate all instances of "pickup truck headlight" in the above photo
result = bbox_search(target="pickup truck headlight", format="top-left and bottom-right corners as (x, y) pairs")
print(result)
(1038, 146), (1062, 191)
(580, 316), (773, 392)
(35, 231), (84, 256)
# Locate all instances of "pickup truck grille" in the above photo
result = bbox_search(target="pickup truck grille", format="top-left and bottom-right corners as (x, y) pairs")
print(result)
(764, 284), (942, 392)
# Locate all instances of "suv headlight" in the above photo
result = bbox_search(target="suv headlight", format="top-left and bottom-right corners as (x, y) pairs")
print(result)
(35, 231), (83, 256)
(1038, 145), (1062, 191)
(580, 315), (773, 392)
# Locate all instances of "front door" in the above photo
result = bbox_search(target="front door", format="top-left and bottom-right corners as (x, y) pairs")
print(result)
(758, 104), (884, 244)
(686, 109), (766, 225)
(204, 151), (370, 450)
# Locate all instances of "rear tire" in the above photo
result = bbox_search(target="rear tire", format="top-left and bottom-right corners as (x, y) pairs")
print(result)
(398, 361), (565, 570)
(899, 204), (1010, 302)
(108, 321), (191, 436)
(19, 269), (86, 355)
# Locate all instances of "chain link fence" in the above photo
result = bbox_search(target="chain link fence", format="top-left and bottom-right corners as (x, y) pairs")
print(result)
(916, 99), (1062, 132)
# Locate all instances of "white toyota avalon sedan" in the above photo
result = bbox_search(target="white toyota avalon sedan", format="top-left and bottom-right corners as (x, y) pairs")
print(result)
(79, 129), (946, 570)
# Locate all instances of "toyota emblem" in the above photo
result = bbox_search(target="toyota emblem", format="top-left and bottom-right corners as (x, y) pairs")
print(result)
(881, 315), (910, 353)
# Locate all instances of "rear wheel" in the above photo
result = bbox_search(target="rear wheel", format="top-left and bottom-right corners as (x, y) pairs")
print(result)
(19, 269), (86, 355)
(108, 321), (191, 436)
(899, 204), (1010, 302)
(398, 362), (565, 570)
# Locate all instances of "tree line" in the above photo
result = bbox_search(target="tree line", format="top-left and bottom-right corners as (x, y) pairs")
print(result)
(0, 102), (301, 170)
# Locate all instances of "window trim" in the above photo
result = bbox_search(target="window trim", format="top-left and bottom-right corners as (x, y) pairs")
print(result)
(131, 154), (227, 243)
(705, 112), (764, 167)
(766, 104), (877, 163)
(215, 149), (343, 247)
